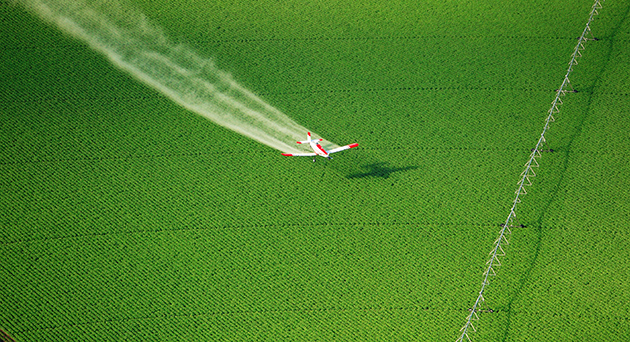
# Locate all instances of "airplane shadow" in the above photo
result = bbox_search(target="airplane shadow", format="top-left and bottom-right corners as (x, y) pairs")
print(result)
(346, 162), (419, 179)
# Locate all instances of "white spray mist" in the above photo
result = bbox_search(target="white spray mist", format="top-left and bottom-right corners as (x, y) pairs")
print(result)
(15, 0), (339, 153)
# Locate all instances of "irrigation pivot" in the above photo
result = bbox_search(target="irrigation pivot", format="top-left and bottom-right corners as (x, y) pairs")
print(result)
(455, 0), (604, 341)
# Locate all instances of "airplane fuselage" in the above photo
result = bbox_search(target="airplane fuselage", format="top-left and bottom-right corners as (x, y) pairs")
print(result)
(282, 132), (357, 162)
(309, 141), (330, 158)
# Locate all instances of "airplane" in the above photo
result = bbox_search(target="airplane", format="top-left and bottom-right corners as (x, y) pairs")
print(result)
(281, 132), (358, 162)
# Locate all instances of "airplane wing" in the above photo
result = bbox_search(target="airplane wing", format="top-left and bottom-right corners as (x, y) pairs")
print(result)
(281, 152), (317, 157)
(328, 143), (359, 154)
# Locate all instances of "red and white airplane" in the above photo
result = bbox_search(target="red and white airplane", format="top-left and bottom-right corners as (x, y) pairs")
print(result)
(282, 132), (358, 162)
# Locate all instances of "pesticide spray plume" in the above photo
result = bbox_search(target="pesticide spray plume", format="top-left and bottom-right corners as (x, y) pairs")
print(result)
(15, 0), (338, 154)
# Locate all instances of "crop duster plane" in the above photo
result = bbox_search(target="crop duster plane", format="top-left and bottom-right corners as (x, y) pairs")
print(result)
(282, 132), (358, 162)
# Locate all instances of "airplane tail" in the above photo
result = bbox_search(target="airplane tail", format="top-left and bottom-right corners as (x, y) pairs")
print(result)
(296, 132), (322, 144)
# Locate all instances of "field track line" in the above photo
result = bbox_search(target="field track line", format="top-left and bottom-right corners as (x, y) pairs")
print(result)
(0, 220), (497, 246)
(4, 88), (628, 106)
(0, 86), (558, 105)
(15, 299), (629, 335)
(13, 295), (630, 335)
(11, 304), (463, 334)
(4, 35), (579, 51)
(196, 35), (579, 43)
(6, 220), (613, 247)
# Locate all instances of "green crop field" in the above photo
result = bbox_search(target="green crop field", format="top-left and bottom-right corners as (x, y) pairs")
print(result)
(1, 0), (629, 341)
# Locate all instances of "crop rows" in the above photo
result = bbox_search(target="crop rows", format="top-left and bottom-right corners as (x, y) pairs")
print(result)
(1, 0), (629, 340)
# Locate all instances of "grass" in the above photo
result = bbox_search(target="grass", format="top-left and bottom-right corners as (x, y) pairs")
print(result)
(1, 0), (629, 341)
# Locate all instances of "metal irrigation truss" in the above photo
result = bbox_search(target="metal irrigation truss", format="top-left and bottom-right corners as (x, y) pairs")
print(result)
(455, 0), (604, 341)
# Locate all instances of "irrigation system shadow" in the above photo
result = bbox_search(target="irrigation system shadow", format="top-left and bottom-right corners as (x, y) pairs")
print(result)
(346, 162), (418, 179)
(499, 5), (630, 341)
